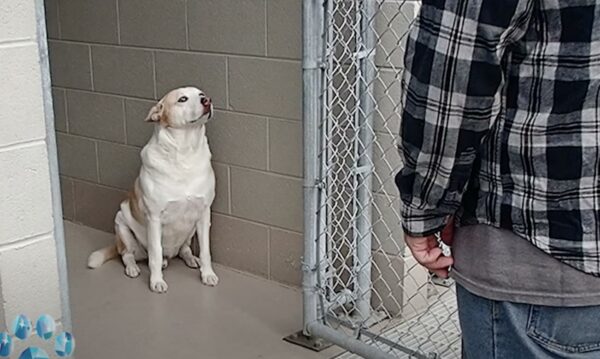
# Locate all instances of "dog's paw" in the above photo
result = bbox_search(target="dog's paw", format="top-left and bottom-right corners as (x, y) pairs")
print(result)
(201, 271), (219, 286)
(162, 258), (169, 269)
(150, 278), (169, 293)
(125, 264), (141, 278)
(184, 255), (201, 269)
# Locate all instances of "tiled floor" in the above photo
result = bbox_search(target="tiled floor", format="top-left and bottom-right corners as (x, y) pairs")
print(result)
(339, 286), (460, 359)
(64, 221), (342, 359)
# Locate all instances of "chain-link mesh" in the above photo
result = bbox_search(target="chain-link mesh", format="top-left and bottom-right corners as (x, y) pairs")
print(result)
(311, 1), (461, 357)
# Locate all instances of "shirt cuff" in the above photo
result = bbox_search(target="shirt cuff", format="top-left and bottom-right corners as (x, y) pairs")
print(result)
(400, 205), (448, 237)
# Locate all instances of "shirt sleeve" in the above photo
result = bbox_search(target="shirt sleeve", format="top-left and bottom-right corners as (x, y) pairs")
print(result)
(396, 0), (533, 237)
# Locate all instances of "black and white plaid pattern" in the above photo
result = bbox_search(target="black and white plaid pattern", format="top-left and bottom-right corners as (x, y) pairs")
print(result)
(396, 0), (600, 275)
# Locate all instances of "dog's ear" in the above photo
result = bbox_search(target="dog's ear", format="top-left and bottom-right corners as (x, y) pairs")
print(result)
(144, 102), (164, 123)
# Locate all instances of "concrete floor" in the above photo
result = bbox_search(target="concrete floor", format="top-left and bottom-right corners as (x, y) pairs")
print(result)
(64, 221), (343, 359)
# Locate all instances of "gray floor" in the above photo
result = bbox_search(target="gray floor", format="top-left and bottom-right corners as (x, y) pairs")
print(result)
(64, 221), (342, 359)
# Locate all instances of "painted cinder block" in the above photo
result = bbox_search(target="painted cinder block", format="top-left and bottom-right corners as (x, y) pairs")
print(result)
(0, 237), (62, 326)
(0, 144), (53, 245)
(0, 0), (36, 42)
(0, 44), (45, 147)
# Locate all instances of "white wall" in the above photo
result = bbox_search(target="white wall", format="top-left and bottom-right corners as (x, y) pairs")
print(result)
(0, 0), (68, 330)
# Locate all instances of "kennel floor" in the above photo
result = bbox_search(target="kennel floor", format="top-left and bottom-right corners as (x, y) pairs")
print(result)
(336, 285), (461, 359)
(64, 221), (343, 359)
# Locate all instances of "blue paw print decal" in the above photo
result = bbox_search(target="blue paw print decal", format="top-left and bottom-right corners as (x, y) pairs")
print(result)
(54, 332), (74, 357)
(35, 315), (55, 341)
(18, 347), (49, 359)
(0, 333), (12, 357)
(11, 315), (31, 341)
(0, 314), (75, 358)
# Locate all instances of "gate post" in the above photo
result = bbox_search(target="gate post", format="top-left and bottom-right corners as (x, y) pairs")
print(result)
(354, 0), (378, 323)
(280, 1), (329, 351)
(283, 0), (329, 351)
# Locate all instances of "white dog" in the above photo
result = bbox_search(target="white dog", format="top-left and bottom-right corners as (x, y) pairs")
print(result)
(87, 87), (219, 293)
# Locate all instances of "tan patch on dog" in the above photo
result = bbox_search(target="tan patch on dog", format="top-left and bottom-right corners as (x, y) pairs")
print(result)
(159, 111), (172, 127)
(116, 232), (126, 255)
(128, 179), (145, 223)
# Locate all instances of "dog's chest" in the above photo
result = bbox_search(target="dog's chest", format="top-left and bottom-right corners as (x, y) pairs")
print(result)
(159, 197), (208, 253)
(162, 196), (208, 224)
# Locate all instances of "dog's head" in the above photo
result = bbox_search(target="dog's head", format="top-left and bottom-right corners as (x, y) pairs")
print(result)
(145, 87), (213, 127)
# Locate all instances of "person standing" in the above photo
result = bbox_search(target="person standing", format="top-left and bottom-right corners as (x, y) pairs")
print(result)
(396, 0), (600, 357)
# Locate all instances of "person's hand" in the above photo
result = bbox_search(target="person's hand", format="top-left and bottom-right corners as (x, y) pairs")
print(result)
(404, 218), (454, 278)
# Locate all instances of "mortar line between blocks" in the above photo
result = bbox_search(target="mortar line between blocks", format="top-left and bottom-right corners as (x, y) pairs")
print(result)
(94, 141), (100, 182)
(264, 0), (268, 57)
(0, 139), (46, 153)
(152, 51), (157, 99)
(0, 39), (37, 48)
(63, 88), (70, 133)
(115, 0), (122, 44)
(227, 165), (232, 214)
(121, 101), (128, 144)
(267, 226), (272, 279)
(61, 176), (128, 193)
(0, 232), (55, 253)
(228, 163), (302, 180)
(56, 0), (62, 38)
(184, 0), (190, 50)
(55, 132), (140, 150)
(266, 118), (270, 171)
(88, 45), (95, 91)
(225, 57), (230, 110)
(71, 176), (77, 221)
(213, 212), (302, 235)
(48, 39), (302, 63)
(51, 86), (302, 122)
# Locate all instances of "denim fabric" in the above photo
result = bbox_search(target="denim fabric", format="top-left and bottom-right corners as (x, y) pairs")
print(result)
(457, 284), (600, 358)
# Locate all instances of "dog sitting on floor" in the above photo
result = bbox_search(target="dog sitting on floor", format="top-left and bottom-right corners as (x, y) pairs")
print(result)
(87, 86), (219, 293)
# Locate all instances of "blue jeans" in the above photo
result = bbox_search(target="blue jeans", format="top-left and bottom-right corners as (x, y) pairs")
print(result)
(457, 284), (600, 358)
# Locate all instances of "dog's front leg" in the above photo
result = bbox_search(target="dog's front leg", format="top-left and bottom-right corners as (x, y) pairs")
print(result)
(197, 209), (219, 286)
(147, 216), (168, 293)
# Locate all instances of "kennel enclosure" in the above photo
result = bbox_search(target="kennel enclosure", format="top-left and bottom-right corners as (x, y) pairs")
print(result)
(298, 1), (461, 358)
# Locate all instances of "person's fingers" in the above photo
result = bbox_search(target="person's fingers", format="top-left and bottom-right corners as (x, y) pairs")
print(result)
(431, 268), (449, 279)
(412, 246), (442, 265)
(405, 236), (439, 263)
(427, 236), (438, 249)
(405, 236), (431, 251)
(405, 234), (453, 275)
(425, 256), (453, 270)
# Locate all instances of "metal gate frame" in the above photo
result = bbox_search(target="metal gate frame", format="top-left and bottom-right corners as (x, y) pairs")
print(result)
(294, 1), (460, 358)
(301, 1), (397, 357)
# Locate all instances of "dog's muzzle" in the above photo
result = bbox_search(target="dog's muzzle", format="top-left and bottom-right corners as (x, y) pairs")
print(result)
(201, 96), (213, 119)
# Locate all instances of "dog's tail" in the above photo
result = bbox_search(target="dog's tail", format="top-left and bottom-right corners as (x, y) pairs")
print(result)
(87, 245), (118, 269)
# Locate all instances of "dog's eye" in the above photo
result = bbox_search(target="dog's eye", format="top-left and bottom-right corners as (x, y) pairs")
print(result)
(178, 96), (188, 103)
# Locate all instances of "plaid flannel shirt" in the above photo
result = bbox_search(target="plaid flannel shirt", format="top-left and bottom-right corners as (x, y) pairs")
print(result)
(396, 0), (600, 275)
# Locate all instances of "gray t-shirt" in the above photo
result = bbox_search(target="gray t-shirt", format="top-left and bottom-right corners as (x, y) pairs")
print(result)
(450, 225), (600, 307)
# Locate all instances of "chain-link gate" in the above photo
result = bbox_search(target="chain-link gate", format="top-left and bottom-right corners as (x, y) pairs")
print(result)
(296, 1), (461, 358)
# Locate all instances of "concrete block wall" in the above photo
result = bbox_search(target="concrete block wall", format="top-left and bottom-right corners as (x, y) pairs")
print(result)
(45, 0), (303, 286)
(0, 0), (64, 329)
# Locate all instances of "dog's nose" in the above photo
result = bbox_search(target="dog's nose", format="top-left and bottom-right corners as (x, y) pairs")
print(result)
(201, 96), (211, 107)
